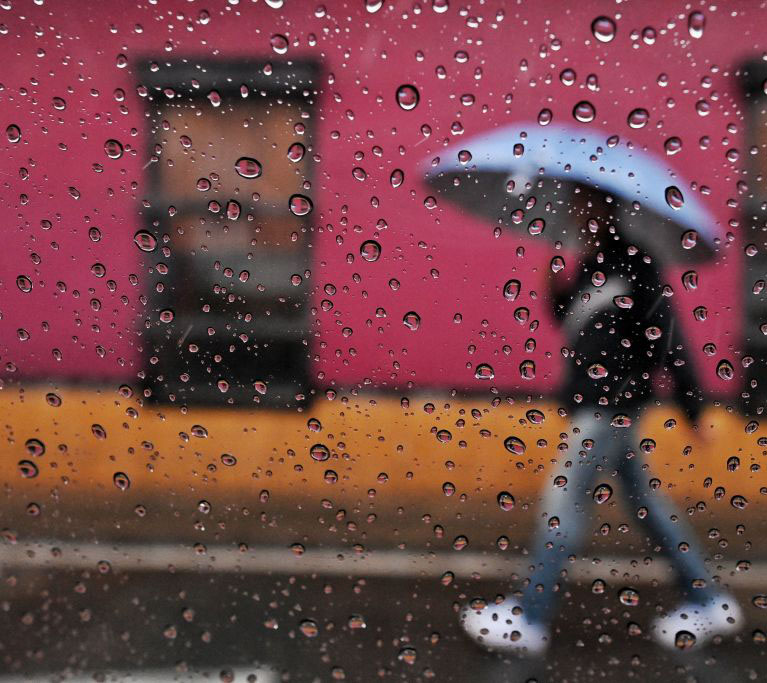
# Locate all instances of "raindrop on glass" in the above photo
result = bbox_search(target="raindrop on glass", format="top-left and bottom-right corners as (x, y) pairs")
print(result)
(289, 194), (313, 216)
(503, 435), (526, 456)
(403, 311), (421, 331)
(133, 230), (157, 252)
(591, 16), (617, 43)
(573, 101), (596, 123)
(593, 483), (613, 504)
(503, 279), (521, 301)
(360, 240), (381, 262)
(234, 157), (262, 179)
(665, 185), (684, 210)
(396, 84), (420, 111)
(497, 491), (515, 511)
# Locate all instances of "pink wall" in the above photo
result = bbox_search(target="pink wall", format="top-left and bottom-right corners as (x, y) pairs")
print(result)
(0, 0), (757, 395)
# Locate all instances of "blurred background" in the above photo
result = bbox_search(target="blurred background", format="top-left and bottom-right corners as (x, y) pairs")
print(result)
(0, 1), (766, 680)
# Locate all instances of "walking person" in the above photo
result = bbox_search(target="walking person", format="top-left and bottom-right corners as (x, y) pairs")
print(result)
(459, 188), (742, 654)
(424, 124), (743, 655)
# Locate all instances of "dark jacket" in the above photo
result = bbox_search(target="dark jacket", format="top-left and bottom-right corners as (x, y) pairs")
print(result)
(554, 234), (702, 420)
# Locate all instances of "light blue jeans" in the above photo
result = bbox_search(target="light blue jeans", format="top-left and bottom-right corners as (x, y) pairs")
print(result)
(521, 409), (714, 626)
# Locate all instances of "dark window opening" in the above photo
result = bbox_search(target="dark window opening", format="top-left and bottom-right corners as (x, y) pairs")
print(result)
(137, 61), (318, 407)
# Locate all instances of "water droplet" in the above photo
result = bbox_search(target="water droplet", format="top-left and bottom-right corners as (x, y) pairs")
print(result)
(611, 414), (632, 428)
(89, 227), (102, 242)
(390, 169), (404, 188)
(307, 417), (322, 432)
(91, 424), (107, 439)
(550, 255), (566, 273)
(526, 409), (545, 424)
(113, 471), (131, 491)
(587, 363), (608, 379)
(436, 429), (452, 443)
(287, 142), (305, 162)
(665, 185), (685, 210)
(270, 33), (289, 54)
(537, 108), (553, 126)
(45, 392), (62, 407)
(573, 100), (596, 123)
(360, 240), (381, 262)
(403, 311), (421, 331)
(664, 137), (683, 155)
(191, 425), (208, 438)
(25, 438), (45, 457)
(452, 535), (468, 551)
(310, 444), (330, 462)
(688, 11), (705, 39)
(503, 279), (521, 301)
(52, 96), (67, 110)
(396, 84), (420, 111)
(504, 435), (526, 456)
(457, 149), (472, 165)
(675, 631), (696, 650)
(104, 139), (123, 159)
(693, 305), (708, 322)
(234, 156), (262, 179)
(560, 68), (576, 86)
(16, 275), (32, 293)
(474, 363), (494, 380)
(497, 491), (515, 511)
(527, 218), (546, 235)
(627, 108), (649, 129)
(133, 230), (157, 252)
(592, 579), (607, 594)
(715, 358), (734, 382)
(289, 194), (313, 216)
(220, 453), (237, 467)
(681, 230), (698, 250)
(613, 295), (634, 309)
(299, 619), (319, 637)
(553, 475), (568, 487)
(682, 270), (698, 290)
(593, 483), (613, 504)
(618, 587), (640, 606)
(18, 460), (38, 478)
(226, 200), (241, 220)
(159, 309), (174, 323)
(91, 263), (106, 278)
(6, 124), (21, 143)
(519, 359), (536, 380)
(591, 16), (617, 43)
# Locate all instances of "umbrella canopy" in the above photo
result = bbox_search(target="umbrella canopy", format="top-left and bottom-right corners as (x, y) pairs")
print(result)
(424, 123), (723, 262)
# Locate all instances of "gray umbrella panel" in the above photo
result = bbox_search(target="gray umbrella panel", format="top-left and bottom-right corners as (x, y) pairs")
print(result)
(424, 124), (723, 263)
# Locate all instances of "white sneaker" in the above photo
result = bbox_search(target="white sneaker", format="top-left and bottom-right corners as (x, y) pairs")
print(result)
(651, 594), (743, 650)
(459, 599), (549, 655)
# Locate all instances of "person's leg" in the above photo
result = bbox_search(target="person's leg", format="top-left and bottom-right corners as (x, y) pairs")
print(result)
(619, 425), (715, 603)
(617, 421), (743, 647)
(520, 410), (614, 627)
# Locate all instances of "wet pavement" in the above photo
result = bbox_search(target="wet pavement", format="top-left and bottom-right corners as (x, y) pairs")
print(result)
(1, 564), (764, 683)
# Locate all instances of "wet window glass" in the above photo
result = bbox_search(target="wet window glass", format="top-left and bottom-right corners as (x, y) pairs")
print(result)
(0, 2), (765, 681)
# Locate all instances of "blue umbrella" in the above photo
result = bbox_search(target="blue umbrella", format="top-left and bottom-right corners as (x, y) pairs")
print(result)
(424, 123), (723, 262)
